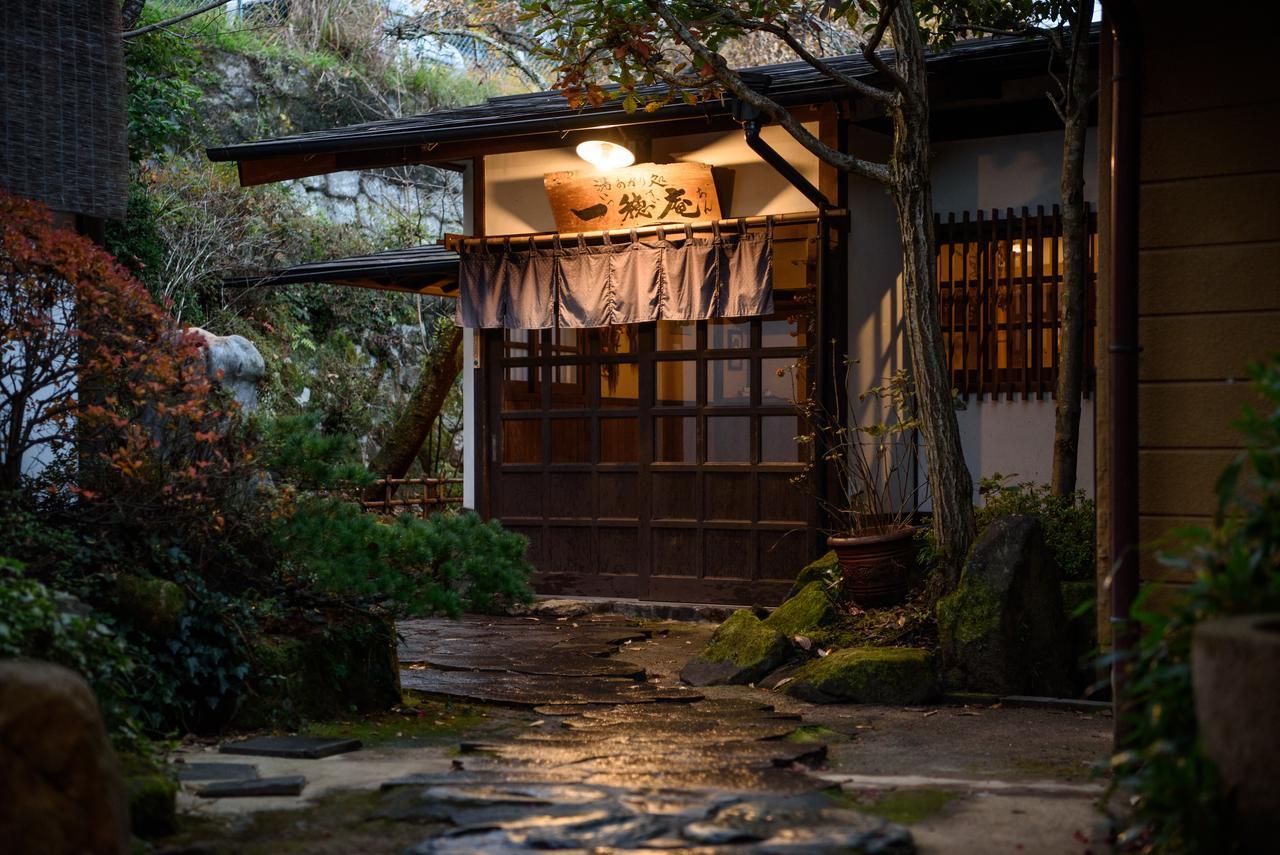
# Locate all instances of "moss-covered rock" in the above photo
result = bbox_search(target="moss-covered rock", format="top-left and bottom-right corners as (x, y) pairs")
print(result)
(764, 581), (839, 639)
(784, 647), (939, 705)
(106, 574), (187, 637)
(681, 609), (793, 687)
(119, 753), (177, 838)
(937, 515), (1071, 696)
(233, 614), (401, 728)
(786, 551), (840, 600)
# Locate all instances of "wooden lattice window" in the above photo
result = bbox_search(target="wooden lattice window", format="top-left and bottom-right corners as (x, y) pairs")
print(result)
(935, 206), (1097, 401)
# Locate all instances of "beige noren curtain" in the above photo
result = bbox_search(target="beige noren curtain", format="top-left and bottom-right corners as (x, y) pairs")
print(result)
(456, 222), (772, 329)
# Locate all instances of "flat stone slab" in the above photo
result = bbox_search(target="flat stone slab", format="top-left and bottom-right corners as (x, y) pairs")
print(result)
(401, 668), (700, 707)
(219, 736), (362, 759)
(391, 781), (914, 854)
(197, 775), (306, 798)
(177, 762), (259, 782)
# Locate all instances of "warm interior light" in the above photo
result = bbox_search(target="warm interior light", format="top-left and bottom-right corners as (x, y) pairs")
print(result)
(576, 139), (635, 170)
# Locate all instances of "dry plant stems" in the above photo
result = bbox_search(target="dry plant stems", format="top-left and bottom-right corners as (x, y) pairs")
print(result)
(797, 342), (925, 536)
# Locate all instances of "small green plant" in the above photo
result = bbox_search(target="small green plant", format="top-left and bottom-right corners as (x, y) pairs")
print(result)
(976, 476), (1095, 581)
(1109, 356), (1280, 852)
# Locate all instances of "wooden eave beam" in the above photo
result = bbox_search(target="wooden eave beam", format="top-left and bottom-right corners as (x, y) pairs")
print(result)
(233, 107), (831, 187)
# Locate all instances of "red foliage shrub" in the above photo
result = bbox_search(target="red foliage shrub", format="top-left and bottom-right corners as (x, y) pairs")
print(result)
(0, 192), (252, 549)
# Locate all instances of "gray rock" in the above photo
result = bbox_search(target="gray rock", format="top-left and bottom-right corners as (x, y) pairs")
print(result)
(177, 762), (258, 782)
(197, 776), (306, 798)
(936, 515), (1071, 696)
(326, 170), (362, 199)
(188, 328), (266, 411)
(219, 736), (361, 759)
(0, 661), (130, 854)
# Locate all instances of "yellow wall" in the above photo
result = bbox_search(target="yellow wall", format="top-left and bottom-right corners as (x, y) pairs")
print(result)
(1096, 7), (1280, 631)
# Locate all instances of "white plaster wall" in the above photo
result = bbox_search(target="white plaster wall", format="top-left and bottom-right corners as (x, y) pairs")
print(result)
(845, 127), (1099, 502)
(483, 123), (820, 234)
(461, 160), (478, 509)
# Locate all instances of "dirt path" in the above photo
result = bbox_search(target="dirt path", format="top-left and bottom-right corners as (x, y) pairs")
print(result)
(162, 615), (1112, 854)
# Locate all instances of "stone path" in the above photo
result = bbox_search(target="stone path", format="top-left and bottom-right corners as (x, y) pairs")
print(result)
(391, 616), (910, 851)
(169, 614), (1113, 854)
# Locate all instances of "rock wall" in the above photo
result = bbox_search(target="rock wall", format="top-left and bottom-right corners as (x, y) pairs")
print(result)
(201, 49), (464, 235)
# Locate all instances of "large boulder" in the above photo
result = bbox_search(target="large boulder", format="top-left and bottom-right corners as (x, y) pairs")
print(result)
(0, 661), (130, 854)
(764, 581), (839, 640)
(937, 515), (1071, 696)
(103, 573), (187, 638)
(233, 613), (402, 728)
(681, 609), (793, 687)
(189, 327), (266, 412)
(783, 647), (939, 705)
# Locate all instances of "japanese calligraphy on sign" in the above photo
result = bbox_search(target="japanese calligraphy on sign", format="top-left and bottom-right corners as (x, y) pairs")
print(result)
(543, 162), (723, 233)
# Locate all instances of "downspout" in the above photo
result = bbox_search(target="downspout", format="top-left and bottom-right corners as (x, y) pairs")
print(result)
(1100, 0), (1141, 736)
(742, 119), (832, 212)
(732, 84), (841, 538)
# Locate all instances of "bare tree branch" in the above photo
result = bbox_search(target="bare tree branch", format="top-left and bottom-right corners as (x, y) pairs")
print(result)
(700, 6), (896, 103)
(123, 0), (230, 39)
(645, 0), (890, 185)
(857, 0), (910, 96)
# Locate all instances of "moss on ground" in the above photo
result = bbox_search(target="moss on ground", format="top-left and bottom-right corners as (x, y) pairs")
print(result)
(861, 788), (960, 825)
(784, 724), (846, 744)
(764, 582), (838, 639)
(784, 647), (938, 705)
(300, 699), (495, 747)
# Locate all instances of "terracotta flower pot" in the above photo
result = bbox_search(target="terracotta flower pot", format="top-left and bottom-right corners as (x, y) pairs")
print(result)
(827, 526), (916, 607)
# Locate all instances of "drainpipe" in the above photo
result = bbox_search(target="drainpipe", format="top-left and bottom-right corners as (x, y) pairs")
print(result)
(730, 81), (841, 541)
(1100, 0), (1141, 738)
(742, 119), (832, 212)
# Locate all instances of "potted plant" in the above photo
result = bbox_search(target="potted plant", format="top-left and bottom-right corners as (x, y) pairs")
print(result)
(799, 362), (923, 606)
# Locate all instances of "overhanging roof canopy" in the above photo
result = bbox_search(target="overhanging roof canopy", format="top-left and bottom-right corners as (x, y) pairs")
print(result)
(221, 244), (459, 297)
(206, 32), (1085, 186)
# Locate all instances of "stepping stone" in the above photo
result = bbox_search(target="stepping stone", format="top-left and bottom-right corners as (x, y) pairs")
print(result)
(177, 762), (259, 782)
(400, 668), (701, 707)
(219, 736), (361, 759)
(197, 775), (306, 798)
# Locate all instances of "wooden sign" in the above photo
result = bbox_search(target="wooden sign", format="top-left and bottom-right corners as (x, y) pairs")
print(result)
(543, 162), (723, 233)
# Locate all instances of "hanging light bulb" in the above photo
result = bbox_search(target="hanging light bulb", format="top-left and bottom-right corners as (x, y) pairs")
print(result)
(576, 137), (635, 170)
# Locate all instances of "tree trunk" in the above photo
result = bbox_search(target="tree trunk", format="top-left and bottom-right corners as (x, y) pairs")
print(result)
(1051, 4), (1093, 498)
(887, 5), (975, 584)
(121, 0), (147, 30)
(362, 325), (463, 502)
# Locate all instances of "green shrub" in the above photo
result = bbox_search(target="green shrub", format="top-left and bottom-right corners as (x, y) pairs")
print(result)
(0, 559), (141, 747)
(275, 500), (531, 617)
(1110, 356), (1280, 851)
(976, 477), (1095, 580)
(264, 414), (533, 617)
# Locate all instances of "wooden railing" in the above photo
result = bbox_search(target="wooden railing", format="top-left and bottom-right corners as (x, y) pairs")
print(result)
(935, 206), (1097, 401)
(360, 476), (463, 516)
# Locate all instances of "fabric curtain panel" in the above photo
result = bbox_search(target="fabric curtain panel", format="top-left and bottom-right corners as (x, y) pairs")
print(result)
(455, 225), (773, 330)
(456, 239), (558, 329)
